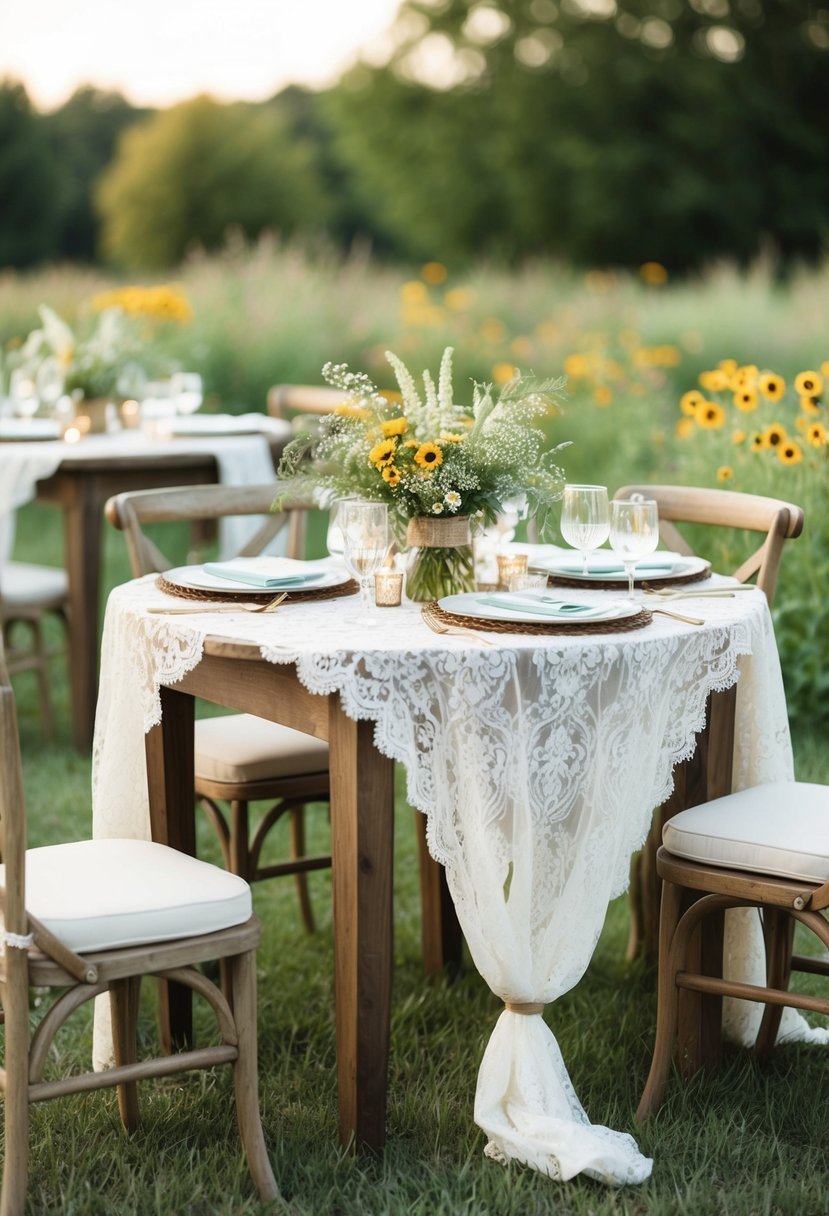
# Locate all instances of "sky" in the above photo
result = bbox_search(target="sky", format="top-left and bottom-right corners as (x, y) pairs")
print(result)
(0, 0), (403, 111)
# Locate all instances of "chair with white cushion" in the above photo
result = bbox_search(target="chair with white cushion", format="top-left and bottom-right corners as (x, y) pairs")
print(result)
(0, 642), (278, 1213)
(637, 781), (829, 1120)
(105, 483), (331, 931)
(1, 560), (69, 740)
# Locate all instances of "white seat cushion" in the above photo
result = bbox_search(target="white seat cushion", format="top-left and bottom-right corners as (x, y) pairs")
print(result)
(1, 561), (68, 607)
(194, 713), (329, 785)
(663, 782), (829, 883)
(0, 839), (251, 953)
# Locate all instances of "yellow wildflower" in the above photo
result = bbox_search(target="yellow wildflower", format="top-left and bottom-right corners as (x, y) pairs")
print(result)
(699, 369), (730, 393)
(750, 432), (767, 451)
(400, 280), (429, 304)
(335, 403), (369, 420)
(368, 438), (397, 467)
(733, 387), (758, 412)
(758, 372), (785, 401)
(421, 262), (448, 285)
(444, 287), (475, 311)
(778, 440), (803, 465)
(696, 401), (726, 429)
(807, 421), (827, 447)
(381, 416), (408, 438)
(414, 442), (443, 470)
(593, 385), (613, 406)
(564, 354), (590, 378)
(381, 465), (402, 486)
(731, 365), (758, 391)
(800, 395), (821, 416)
(794, 370), (823, 397)
(680, 390), (704, 415)
(718, 359), (738, 376)
(639, 261), (668, 285)
(716, 466), (733, 481)
(492, 362), (517, 384)
(762, 423), (787, 449)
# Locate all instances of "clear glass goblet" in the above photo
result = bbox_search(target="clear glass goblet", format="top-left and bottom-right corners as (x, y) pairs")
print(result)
(559, 484), (610, 576)
(171, 372), (203, 416)
(609, 497), (660, 598)
(340, 501), (389, 606)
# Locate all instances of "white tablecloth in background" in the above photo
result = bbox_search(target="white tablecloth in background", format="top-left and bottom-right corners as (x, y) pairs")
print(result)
(91, 576), (809, 1185)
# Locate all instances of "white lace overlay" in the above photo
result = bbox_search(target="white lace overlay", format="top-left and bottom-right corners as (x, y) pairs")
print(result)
(92, 577), (801, 1182)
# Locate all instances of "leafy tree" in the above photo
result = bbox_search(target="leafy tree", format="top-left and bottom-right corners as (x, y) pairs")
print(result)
(0, 79), (59, 267)
(46, 87), (147, 261)
(324, 0), (829, 271)
(96, 95), (331, 269)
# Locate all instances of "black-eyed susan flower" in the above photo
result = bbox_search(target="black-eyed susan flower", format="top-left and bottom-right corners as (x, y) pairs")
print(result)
(718, 358), (738, 376)
(762, 423), (786, 448)
(680, 390), (704, 416)
(758, 372), (785, 400)
(717, 466), (733, 481)
(381, 465), (402, 486)
(414, 442), (443, 470)
(733, 387), (758, 412)
(807, 421), (827, 447)
(697, 401), (726, 429)
(369, 437), (397, 467)
(564, 354), (590, 378)
(381, 416), (408, 438)
(794, 370), (823, 397)
(750, 433), (766, 451)
(731, 365), (758, 391)
(492, 362), (517, 384)
(778, 440), (803, 464)
(699, 369), (730, 393)
(800, 396), (821, 416)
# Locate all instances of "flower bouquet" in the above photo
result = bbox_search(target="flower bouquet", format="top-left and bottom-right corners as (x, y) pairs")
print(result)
(276, 347), (569, 600)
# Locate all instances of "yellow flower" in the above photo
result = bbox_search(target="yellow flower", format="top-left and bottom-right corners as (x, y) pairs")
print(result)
(733, 387), (758, 412)
(716, 466), (734, 481)
(439, 431), (465, 443)
(778, 440), (803, 465)
(400, 280), (429, 304)
(821, 360), (829, 378)
(762, 423), (787, 449)
(402, 438), (419, 449)
(639, 261), (668, 285)
(369, 438), (397, 467)
(750, 433), (766, 451)
(421, 261), (448, 285)
(795, 416), (807, 432)
(676, 418), (696, 439)
(593, 385), (613, 406)
(794, 370), (823, 397)
(381, 465), (402, 486)
(800, 395), (821, 416)
(564, 353), (590, 378)
(718, 359), (738, 376)
(414, 442), (443, 469)
(696, 401), (726, 429)
(444, 287), (475, 311)
(758, 372), (785, 400)
(381, 416), (408, 438)
(699, 369), (730, 393)
(732, 429), (747, 445)
(335, 402), (370, 420)
(680, 390), (704, 415)
(731, 365), (758, 391)
(807, 421), (827, 447)
(492, 362), (517, 384)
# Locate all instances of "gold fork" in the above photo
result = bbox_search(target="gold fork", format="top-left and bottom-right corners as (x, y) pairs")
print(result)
(421, 603), (494, 645)
(147, 592), (288, 615)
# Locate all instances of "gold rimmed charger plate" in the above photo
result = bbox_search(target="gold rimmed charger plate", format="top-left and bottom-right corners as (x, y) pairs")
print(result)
(428, 600), (653, 636)
(156, 574), (359, 605)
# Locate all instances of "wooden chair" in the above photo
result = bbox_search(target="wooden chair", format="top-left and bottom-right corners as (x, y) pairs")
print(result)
(637, 781), (829, 1120)
(0, 642), (278, 1212)
(614, 485), (805, 961)
(0, 561), (69, 741)
(105, 484), (332, 932)
(267, 384), (349, 427)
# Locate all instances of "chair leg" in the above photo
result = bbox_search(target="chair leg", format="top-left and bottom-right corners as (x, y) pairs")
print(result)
(230, 800), (252, 881)
(110, 976), (141, 1131)
(754, 910), (794, 1060)
(290, 807), (316, 934)
(1, 972), (31, 1216)
(227, 950), (279, 1202)
(31, 619), (55, 743)
(636, 877), (684, 1122)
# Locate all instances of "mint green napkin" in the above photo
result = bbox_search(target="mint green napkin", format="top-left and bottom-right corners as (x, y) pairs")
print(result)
(476, 595), (606, 620)
(203, 559), (325, 589)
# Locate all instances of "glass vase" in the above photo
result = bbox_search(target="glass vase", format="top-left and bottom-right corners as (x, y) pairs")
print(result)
(405, 515), (476, 601)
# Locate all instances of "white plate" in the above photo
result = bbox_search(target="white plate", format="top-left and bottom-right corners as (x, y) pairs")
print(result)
(158, 414), (268, 437)
(162, 562), (351, 595)
(531, 554), (710, 584)
(0, 418), (60, 441)
(438, 591), (639, 625)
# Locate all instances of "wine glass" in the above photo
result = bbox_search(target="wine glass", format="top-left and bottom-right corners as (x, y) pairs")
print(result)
(171, 372), (203, 416)
(609, 497), (660, 598)
(326, 496), (360, 559)
(340, 501), (389, 606)
(559, 484), (610, 576)
(8, 368), (39, 420)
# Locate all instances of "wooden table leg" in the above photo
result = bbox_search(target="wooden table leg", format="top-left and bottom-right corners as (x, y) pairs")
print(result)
(146, 684), (196, 1053)
(675, 684), (737, 1077)
(62, 479), (103, 751)
(415, 811), (463, 980)
(329, 697), (395, 1150)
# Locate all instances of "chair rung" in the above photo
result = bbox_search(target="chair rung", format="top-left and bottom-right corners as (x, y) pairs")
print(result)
(255, 854), (332, 881)
(790, 952), (829, 977)
(676, 971), (829, 1016)
(28, 1045), (238, 1104)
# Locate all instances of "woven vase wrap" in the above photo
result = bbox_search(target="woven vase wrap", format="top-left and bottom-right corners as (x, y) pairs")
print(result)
(406, 515), (471, 548)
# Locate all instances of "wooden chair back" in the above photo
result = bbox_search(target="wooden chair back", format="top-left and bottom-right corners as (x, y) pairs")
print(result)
(104, 483), (317, 578)
(0, 640), (27, 935)
(613, 484), (804, 605)
(267, 384), (349, 422)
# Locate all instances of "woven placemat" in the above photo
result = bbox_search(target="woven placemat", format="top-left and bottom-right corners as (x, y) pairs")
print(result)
(156, 575), (359, 604)
(546, 563), (710, 592)
(427, 601), (653, 636)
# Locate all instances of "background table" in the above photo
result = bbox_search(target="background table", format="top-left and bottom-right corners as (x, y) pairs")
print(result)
(92, 577), (793, 1184)
(0, 421), (289, 748)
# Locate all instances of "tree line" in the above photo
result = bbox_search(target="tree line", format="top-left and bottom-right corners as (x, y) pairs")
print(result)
(2, 0), (828, 275)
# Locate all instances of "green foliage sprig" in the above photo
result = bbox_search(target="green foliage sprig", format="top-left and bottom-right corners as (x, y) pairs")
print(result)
(276, 346), (569, 537)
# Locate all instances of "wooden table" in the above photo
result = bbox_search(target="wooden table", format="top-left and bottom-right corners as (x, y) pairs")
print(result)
(32, 440), (285, 750)
(143, 635), (737, 1150)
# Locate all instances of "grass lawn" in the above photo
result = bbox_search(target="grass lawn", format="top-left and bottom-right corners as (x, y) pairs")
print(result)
(4, 496), (828, 1215)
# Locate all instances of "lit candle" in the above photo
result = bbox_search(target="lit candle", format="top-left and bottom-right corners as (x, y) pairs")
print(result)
(374, 569), (404, 607)
(496, 553), (528, 590)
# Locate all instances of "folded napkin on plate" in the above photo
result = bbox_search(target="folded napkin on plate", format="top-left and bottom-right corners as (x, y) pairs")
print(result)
(203, 557), (325, 588)
(539, 551), (683, 575)
(476, 594), (609, 620)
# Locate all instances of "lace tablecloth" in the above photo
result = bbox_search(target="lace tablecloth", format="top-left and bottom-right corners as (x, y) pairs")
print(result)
(92, 575), (803, 1185)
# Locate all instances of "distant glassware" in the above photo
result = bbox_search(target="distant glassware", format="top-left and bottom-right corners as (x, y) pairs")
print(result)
(560, 484), (610, 576)
(609, 497), (660, 597)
